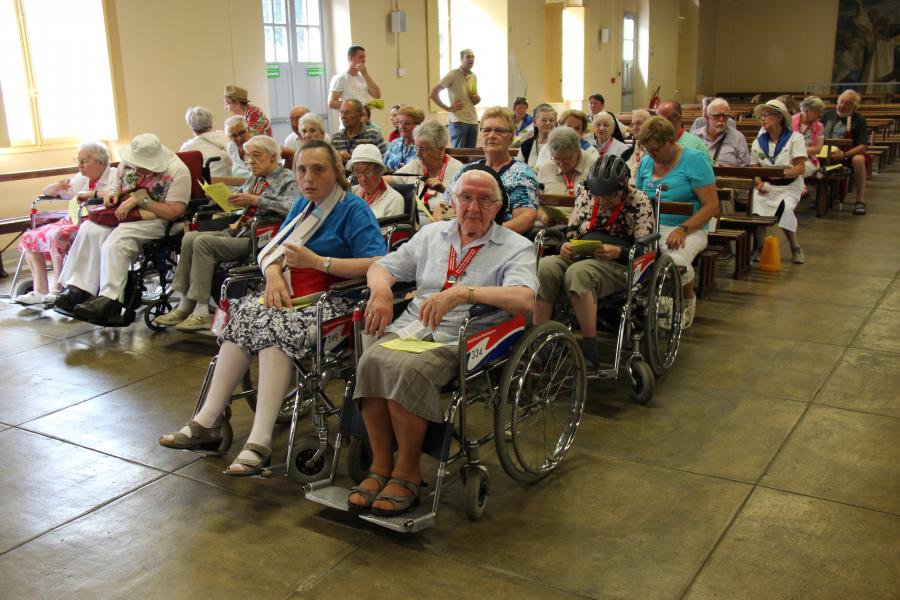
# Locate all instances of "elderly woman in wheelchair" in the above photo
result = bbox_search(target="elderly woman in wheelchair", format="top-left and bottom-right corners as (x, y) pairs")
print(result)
(159, 140), (385, 476)
(154, 135), (298, 331)
(348, 167), (539, 516)
(534, 155), (653, 369)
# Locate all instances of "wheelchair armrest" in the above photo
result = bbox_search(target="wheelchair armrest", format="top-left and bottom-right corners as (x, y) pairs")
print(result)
(358, 280), (416, 301)
(378, 214), (412, 227)
(637, 232), (661, 246)
(37, 194), (62, 200)
(328, 277), (368, 295)
(228, 264), (262, 276)
(469, 304), (503, 318)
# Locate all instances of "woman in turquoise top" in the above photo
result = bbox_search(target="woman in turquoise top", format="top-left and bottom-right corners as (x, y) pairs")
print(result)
(634, 116), (718, 329)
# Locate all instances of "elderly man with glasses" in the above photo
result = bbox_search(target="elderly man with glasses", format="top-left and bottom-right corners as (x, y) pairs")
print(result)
(225, 115), (252, 178)
(691, 98), (750, 166)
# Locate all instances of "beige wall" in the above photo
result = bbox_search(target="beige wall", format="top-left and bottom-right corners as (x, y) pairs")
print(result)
(712, 0), (839, 93)
(545, 3), (564, 103)
(342, 0), (430, 133)
(696, 0), (717, 97)
(508, 0), (548, 108)
(647, 0), (680, 106)
(584, 0), (625, 114)
(676, 0), (700, 104)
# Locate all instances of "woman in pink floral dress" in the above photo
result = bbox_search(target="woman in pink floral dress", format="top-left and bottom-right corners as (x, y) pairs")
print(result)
(16, 141), (115, 305)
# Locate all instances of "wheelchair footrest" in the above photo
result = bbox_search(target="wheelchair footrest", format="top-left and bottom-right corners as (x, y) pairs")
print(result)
(53, 305), (133, 327)
(305, 484), (437, 532)
(305, 485), (352, 511)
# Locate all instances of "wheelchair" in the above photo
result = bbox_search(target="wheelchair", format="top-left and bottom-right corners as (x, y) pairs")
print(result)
(532, 183), (685, 405)
(303, 296), (587, 532)
(179, 276), (371, 476)
(51, 152), (219, 329)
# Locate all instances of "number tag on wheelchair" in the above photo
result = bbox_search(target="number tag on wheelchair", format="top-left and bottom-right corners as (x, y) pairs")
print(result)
(255, 225), (276, 248)
(322, 315), (353, 352)
(465, 315), (525, 372)
(210, 305), (229, 336)
(632, 251), (657, 284)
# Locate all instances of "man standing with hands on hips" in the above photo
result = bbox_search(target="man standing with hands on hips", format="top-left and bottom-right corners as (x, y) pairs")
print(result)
(430, 49), (481, 148)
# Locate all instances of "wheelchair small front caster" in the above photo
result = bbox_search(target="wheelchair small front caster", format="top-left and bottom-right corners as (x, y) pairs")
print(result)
(144, 300), (172, 331)
(287, 436), (334, 484)
(628, 360), (655, 405)
(462, 465), (489, 521)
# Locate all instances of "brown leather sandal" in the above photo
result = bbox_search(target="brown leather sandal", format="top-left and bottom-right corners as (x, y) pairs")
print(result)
(347, 472), (389, 512)
(158, 420), (222, 450)
(371, 478), (422, 517)
(224, 443), (272, 477)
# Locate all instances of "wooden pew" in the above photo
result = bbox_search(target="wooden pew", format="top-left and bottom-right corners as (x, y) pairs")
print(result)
(712, 166), (781, 252)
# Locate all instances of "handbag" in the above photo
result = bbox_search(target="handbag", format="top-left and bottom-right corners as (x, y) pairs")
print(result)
(86, 188), (148, 227)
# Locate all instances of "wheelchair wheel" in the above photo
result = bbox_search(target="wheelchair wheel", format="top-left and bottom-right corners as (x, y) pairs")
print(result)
(628, 360), (654, 405)
(462, 465), (489, 521)
(216, 419), (235, 455)
(13, 278), (34, 298)
(144, 300), (172, 331)
(287, 436), (334, 483)
(346, 436), (373, 484)
(494, 321), (586, 484)
(276, 395), (313, 425)
(642, 254), (684, 377)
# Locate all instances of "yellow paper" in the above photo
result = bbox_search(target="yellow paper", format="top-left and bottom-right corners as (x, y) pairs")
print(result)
(415, 194), (436, 223)
(381, 338), (446, 353)
(200, 180), (237, 212)
(367, 98), (385, 110)
(816, 146), (829, 158)
(570, 239), (605, 255)
(257, 291), (323, 309)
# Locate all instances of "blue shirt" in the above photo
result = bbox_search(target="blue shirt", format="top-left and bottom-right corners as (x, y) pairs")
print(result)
(280, 191), (386, 259)
(515, 114), (534, 135)
(635, 146), (715, 228)
(383, 138), (417, 171)
(378, 219), (538, 342)
(442, 159), (539, 221)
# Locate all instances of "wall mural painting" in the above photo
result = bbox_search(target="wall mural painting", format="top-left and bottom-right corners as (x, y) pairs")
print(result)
(833, 0), (900, 91)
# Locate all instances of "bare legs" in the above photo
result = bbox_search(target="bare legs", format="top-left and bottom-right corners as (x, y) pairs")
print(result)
(349, 397), (427, 509)
(851, 154), (867, 206)
(23, 251), (50, 294)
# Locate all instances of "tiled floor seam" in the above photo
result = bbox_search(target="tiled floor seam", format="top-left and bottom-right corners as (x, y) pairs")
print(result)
(286, 543), (364, 596)
(754, 483), (900, 519)
(0, 471), (169, 559)
(14, 424), (199, 474)
(811, 400), (900, 421)
(677, 337), (856, 598)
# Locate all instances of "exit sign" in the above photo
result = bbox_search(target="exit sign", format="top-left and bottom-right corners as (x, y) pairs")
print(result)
(266, 63), (280, 78)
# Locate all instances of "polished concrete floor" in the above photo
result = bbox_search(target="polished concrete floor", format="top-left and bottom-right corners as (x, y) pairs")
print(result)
(0, 172), (899, 600)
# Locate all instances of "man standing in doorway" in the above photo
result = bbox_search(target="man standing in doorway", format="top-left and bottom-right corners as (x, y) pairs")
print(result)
(430, 49), (481, 148)
(328, 46), (382, 110)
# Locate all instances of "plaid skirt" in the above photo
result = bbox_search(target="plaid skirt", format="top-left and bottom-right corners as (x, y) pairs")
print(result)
(353, 333), (458, 423)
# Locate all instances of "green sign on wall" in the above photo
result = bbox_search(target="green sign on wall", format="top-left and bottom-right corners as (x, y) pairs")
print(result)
(266, 63), (280, 78)
(306, 64), (324, 77)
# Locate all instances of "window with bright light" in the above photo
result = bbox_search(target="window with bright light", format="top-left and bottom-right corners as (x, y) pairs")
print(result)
(0, 0), (117, 147)
(623, 15), (635, 61)
(263, 0), (322, 64)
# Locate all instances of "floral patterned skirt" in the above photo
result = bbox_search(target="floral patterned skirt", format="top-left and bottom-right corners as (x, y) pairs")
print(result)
(219, 293), (355, 360)
(18, 218), (80, 259)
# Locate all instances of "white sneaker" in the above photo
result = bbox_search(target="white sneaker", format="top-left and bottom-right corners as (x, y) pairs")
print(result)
(682, 296), (697, 329)
(43, 292), (58, 304)
(16, 290), (47, 305)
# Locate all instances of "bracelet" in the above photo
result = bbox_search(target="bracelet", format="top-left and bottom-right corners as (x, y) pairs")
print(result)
(467, 286), (475, 305)
(679, 224), (689, 234)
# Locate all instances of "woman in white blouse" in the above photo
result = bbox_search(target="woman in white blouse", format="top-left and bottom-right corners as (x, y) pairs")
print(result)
(750, 99), (807, 264)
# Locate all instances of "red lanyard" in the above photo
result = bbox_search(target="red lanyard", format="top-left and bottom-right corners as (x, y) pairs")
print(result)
(422, 156), (448, 205)
(251, 178), (269, 195)
(362, 181), (386, 205)
(597, 137), (614, 157)
(562, 171), (577, 197)
(588, 192), (627, 232)
(675, 128), (685, 142)
(442, 244), (483, 290)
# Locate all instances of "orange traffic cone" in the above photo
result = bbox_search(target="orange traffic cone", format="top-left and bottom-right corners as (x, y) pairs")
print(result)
(759, 235), (781, 273)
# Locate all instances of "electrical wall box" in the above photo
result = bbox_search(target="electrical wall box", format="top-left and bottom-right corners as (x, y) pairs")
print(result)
(390, 11), (407, 33)
(397, 67), (407, 77)
(599, 27), (611, 43)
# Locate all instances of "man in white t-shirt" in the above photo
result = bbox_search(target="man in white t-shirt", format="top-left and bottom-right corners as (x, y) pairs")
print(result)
(283, 105), (310, 147)
(328, 46), (382, 110)
(430, 49), (481, 148)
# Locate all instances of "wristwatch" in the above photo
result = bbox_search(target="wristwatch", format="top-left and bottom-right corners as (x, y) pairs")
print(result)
(679, 224), (689, 234)
(138, 195), (152, 208)
(322, 256), (331, 274)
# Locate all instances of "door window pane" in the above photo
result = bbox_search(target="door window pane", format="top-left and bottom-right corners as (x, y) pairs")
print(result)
(273, 25), (288, 62)
(296, 26), (308, 62)
(272, 0), (286, 24)
(264, 25), (275, 62)
(623, 39), (634, 61)
(306, 0), (319, 25)
(624, 17), (634, 40)
(307, 26), (321, 62)
(261, 0), (271, 23)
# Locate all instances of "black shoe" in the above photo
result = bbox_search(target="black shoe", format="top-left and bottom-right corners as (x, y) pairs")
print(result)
(74, 296), (124, 321)
(54, 286), (94, 312)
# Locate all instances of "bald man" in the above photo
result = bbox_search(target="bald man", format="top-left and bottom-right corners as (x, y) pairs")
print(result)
(284, 105), (310, 147)
(657, 100), (712, 164)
